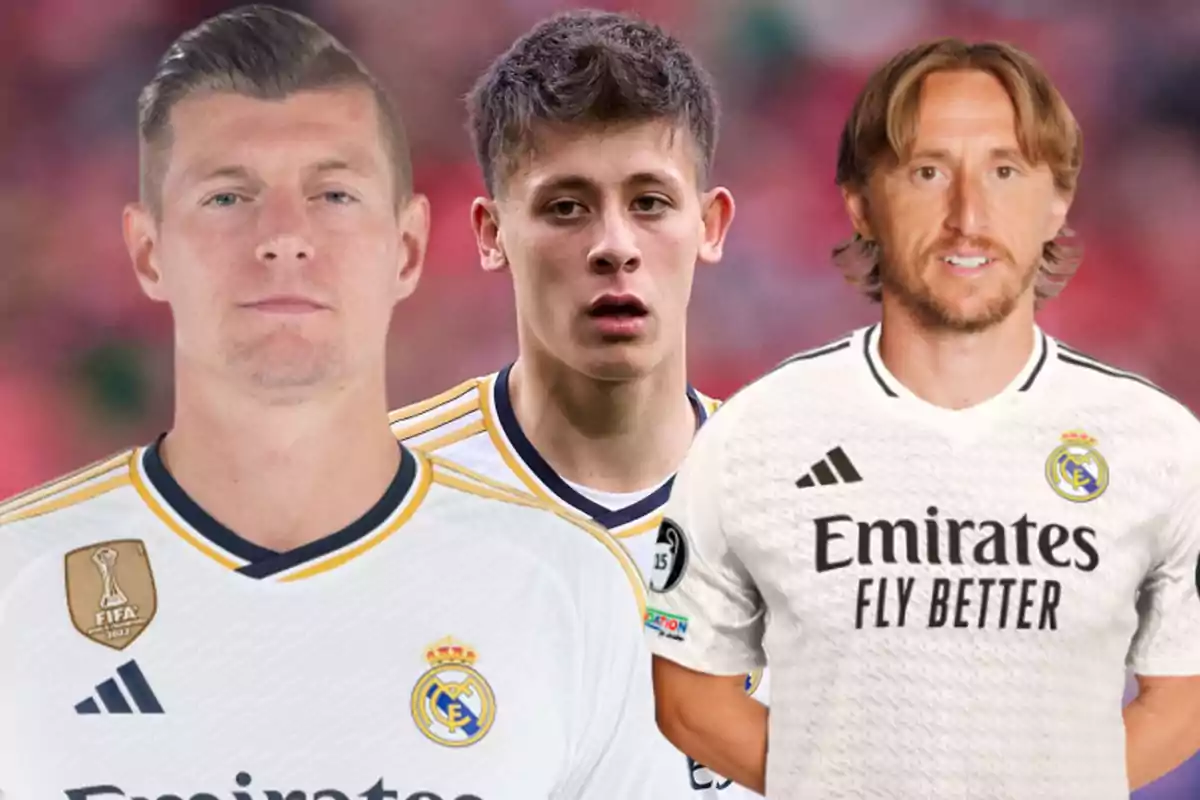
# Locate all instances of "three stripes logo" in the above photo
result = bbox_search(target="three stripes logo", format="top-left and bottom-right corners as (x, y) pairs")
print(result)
(74, 659), (164, 715)
(796, 446), (862, 489)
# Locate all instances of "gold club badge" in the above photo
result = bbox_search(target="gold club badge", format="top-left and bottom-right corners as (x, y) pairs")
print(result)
(64, 539), (157, 650)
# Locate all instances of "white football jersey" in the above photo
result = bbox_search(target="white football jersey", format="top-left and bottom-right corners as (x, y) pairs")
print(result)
(0, 440), (685, 800)
(391, 365), (768, 798)
(645, 325), (1200, 800)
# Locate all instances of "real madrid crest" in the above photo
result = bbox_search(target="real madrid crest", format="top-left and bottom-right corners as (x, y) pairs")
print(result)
(744, 668), (763, 697)
(1045, 430), (1109, 503)
(411, 637), (496, 748)
(64, 539), (157, 650)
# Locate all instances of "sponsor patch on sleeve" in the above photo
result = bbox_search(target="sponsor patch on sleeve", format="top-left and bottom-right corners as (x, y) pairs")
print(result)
(644, 607), (689, 642)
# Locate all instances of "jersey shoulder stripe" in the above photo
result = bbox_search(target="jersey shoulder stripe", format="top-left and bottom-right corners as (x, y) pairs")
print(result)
(774, 333), (855, 371)
(389, 377), (479, 423)
(390, 377), (487, 452)
(0, 450), (134, 527)
(428, 455), (555, 507)
(429, 457), (645, 617)
(722, 330), (856, 409)
(1055, 344), (1196, 419)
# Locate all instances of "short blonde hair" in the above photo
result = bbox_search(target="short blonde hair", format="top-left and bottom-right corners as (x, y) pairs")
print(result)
(833, 38), (1083, 303)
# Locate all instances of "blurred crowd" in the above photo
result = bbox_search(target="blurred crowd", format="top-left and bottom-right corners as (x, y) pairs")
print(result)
(3, 0), (1199, 795)
(4, 0), (1199, 492)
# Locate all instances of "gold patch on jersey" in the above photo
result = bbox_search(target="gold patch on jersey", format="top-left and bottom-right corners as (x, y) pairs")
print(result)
(411, 637), (496, 748)
(64, 539), (157, 651)
(1045, 430), (1109, 503)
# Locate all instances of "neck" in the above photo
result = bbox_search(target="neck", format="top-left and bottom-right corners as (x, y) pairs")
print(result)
(161, 365), (400, 552)
(878, 296), (1037, 410)
(508, 348), (696, 493)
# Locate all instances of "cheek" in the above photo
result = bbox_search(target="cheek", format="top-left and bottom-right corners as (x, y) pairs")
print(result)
(994, 205), (1050, 261)
(516, 235), (578, 297)
(878, 207), (937, 262)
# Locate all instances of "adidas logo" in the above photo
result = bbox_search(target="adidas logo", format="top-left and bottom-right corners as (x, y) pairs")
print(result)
(796, 446), (862, 489)
(75, 660), (163, 715)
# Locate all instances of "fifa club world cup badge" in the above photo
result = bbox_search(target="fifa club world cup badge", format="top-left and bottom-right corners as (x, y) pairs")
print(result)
(64, 539), (158, 650)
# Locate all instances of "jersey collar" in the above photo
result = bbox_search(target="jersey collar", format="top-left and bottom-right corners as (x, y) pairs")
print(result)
(861, 322), (1052, 423)
(132, 436), (425, 581)
(488, 363), (707, 530)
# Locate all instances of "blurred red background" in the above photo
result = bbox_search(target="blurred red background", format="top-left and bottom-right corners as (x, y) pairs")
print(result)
(2, 1), (1197, 794)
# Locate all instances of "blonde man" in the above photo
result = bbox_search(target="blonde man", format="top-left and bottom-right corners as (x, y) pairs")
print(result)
(647, 38), (1200, 798)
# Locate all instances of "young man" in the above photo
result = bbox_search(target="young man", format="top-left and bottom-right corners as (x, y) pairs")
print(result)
(390, 11), (764, 797)
(0, 7), (682, 799)
(646, 38), (1200, 798)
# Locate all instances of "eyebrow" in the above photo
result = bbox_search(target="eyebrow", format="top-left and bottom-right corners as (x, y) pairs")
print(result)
(191, 164), (255, 184)
(310, 158), (370, 177)
(908, 147), (1030, 163)
(188, 158), (370, 185)
(533, 171), (679, 196)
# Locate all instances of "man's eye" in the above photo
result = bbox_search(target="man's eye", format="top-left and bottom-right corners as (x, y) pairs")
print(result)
(206, 193), (241, 207)
(633, 196), (669, 213)
(549, 200), (585, 217)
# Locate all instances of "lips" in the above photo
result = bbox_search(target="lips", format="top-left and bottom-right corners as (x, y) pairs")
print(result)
(587, 294), (648, 318)
(241, 296), (329, 313)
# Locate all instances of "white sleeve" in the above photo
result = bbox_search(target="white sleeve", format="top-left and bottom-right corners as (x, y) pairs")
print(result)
(644, 400), (766, 676)
(1129, 479), (1200, 675)
(555, 533), (689, 800)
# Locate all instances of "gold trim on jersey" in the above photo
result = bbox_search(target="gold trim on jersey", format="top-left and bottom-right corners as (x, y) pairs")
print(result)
(432, 462), (646, 617)
(429, 455), (558, 507)
(431, 470), (548, 512)
(278, 453), (434, 582)
(391, 396), (481, 441)
(128, 450), (245, 571)
(389, 378), (481, 425)
(477, 374), (560, 507)
(416, 418), (487, 453)
(612, 515), (661, 540)
(0, 449), (133, 519)
(0, 472), (131, 526)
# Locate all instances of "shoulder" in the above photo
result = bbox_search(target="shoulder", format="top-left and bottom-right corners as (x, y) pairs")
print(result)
(705, 328), (862, 435)
(0, 448), (137, 534)
(1051, 340), (1199, 437)
(423, 455), (645, 616)
(0, 449), (139, 603)
(390, 375), (490, 451)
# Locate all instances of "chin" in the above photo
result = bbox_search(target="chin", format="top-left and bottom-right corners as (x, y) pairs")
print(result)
(228, 337), (342, 392)
(567, 344), (660, 382)
(917, 294), (1021, 333)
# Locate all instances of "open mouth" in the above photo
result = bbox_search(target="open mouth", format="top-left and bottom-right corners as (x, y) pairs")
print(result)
(942, 255), (994, 270)
(587, 295), (649, 318)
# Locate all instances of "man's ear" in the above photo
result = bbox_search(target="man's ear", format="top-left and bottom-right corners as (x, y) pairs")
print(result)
(841, 185), (875, 242)
(697, 186), (736, 265)
(472, 197), (508, 272)
(393, 193), (431, 303)
(123, 202), (167, 302)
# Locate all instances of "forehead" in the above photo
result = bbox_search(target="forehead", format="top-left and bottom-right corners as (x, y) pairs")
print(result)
(162, 87), (389, 187)
(504, 119), (701, 195)
(911, 70), (1019, 146)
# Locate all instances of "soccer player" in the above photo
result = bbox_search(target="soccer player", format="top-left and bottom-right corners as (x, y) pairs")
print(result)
(0, 7), (682, 799)
(645, 38), (1200, 798)
(389, 10), (765, 797)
